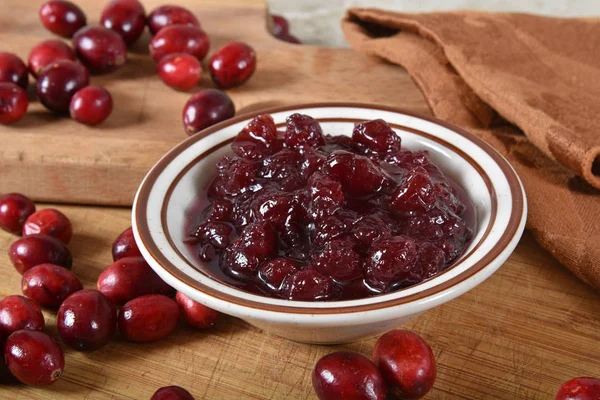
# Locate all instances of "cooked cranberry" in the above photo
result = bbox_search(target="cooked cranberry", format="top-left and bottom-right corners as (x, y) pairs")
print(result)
(118, 294), (179, 343)
(5, 330), (64, 386)
(353, 119), (401, 154)
(36, 59), (89, 113)
(271, 15), (289, 37)
(175, 292), (218, 329)
(0, 83), (28, 124)
(22, 208), (72, 244)
(311, 239), (361, 282)
(73, 26), (127, 74)
(112, 226), (141, 261)
(9, 234), (72, 275)
(157, 53), (202, 91)
(204, 199), (233, 222)
(0, 295), (45, 336)
(238, 221), (277, 260)
(232, 114), (279, 160)
(251, 191), (296, 229)
(306, 172), (344, 221)
(22, 264), (83, 309)
(258, 258), (298, 290)
(97, 256), (174, 305)
(150, 25), (209, 62)
(222, 243), (260, 280)
(151, 385), (195, 400)
(258, 149), (301, 190)
(147, 5), (200, 35)
(57, 289), (116, 351)
(0, 193), (35, 235)
(208, 156), (258, 198)
(353, 214), (392, 248)
(209, 42), (256, 89)
(556, 377), (600, 400)
(39, 0), (86, 38)
(312, 351), (386, 400)
(373, 329), (436, 399)
(191, 221), (233, 249)
(310, 215), (347, 246)
(100, 0), (146, 46)
(183, 89), (235, 136)
(324, 151), (384, 195)
(28, 40), (76, 78)
(282, 269), (337, 301)
(69, 85), (113, 125)
(285, 113), (325, 149)
(0, 52), (28, 89)
(198, 244), (215, 262)
(390, 167), (436, 213)
(365, 236), (418, 292)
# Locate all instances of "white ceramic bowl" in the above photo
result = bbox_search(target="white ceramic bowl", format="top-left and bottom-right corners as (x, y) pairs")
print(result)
(132, 103), (526, 344)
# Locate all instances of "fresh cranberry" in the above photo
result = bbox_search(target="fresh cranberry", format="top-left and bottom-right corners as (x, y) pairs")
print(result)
(73, 26), (127, 74)
(118, 294), (179, 342)
(147, 5), (200, 35)
(285, 113), (325, 149)
(69, 85), (113, 125)
(100, 0), (146, 46)
(556, 377), (600, 400)
(0, 193), (35, 235)
(0, 295), (45, 336)
(365, 236), (418, 292)
(151, 386), (195, 400)
(311, 239), (361, 282)
(57, 289), (116, 351)
(22, 264), (83, 309)
(157, 53), (202, 91)
(4, 330), (64, 386)
(0, 52), (28, 89)
(9, 234), (72, 275)
(324, 151), (384, 195)
(353, 119), (401, 154)
(312, 351), (386, 400)
(175, 292), (218, 329)
(271, 15), (289, 37)
(232, 114), (279, 160)
(150, 25), (209, 62)
(112, 226), (141, 261)
(372, 330), (437, 399)
(183, 89), (235, 136)
(258, 258), (299, 291)
(97, 256), (174, 305)
(36, 59), (89, 113)
(28, 40), (76, 78)
(22, 208), (72, 244)
(282, 269), (337, 301)
(0, 83), (28, 124)
(209, 42), (256, 89)
(39, 0), (86, 38)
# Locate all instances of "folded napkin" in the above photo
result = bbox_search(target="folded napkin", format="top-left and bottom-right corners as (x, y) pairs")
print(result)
(342, 9), (600, 289)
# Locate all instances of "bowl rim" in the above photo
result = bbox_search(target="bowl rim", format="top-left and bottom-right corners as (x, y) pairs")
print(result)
(133, 102), (526, 315)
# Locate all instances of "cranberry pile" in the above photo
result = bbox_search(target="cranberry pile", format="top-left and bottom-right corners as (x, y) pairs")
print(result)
(186, 114), (474, 301)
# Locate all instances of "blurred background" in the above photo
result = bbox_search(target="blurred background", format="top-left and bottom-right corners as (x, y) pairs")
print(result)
(268, 0), (599, 46)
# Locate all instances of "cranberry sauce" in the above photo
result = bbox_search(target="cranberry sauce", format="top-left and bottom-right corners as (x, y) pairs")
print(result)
(184, 114), (475, 301)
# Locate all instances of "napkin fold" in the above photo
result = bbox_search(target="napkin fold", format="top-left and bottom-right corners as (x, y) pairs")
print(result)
(342, 9), (600, 289)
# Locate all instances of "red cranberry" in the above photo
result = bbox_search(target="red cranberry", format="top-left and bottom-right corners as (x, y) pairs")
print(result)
(100, 0), (146, 46)
(208, 156), (258, 198)
(157, 53), (202, 91)
(150, 25), (209, 62)
(353, 214), (392, 248)
(209, 42), (256, 89)
(97, 256), (174, 305)
(258, 258), (298, 291)
(306, 172), (344, 221)
(112, 226), (141, 261)
(175, 292), (218, 329)
(22, 264), (83, 309)
(312, 351), (386, 400)
(232, 114), (279, 159)
(0, 295), (45, 336)
(22, 208), (72, 244)
(36, 59), (89, 113)
(324, 151), (384, 195)
(28, 40), (76, 78)
(191, 220), (233, 249)
(0, 52), (28, 89)
(118, 294), (180, 343)
(57, 289), (116, 351)
(251, 191), (297, 229)
(151, 385), (195, 400)
(365, 236), (418, 292)
(147, 5), (200, 35)
(390, 167), (436, 214)
(39, 0), (86, 38)
(285, 113), (325, 149)
(271, 15), (289, 37)
(9, 234), (72, 275)
(69, 85), (113, 125)
(352, 119), (401, 154)
(0, 193), (35, 235)
(4, 330), (64, 386)
(73, 26), (127, 74)
(279, 33), (302, 44)
(0, 83), (28, 124)
(204, 199), (233, 222)
(556, 377), (600, 400)
(282, 269), (337, 301)
(372, 330), (437, 399)
(311, 239), (361, 282)
(182, 89), (235, 136)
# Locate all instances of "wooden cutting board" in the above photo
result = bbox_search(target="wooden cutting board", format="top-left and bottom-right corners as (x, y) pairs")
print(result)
(0, 0), (428, 206)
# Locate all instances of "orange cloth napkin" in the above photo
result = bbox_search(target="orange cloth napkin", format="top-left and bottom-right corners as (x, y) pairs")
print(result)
(342, 9), (600, 289)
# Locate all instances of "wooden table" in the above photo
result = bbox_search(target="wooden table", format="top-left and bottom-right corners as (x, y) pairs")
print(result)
(1, 0), (599, 399)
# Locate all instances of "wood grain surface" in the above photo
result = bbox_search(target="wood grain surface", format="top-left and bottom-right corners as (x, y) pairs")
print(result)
(1, 1), (599, 399)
